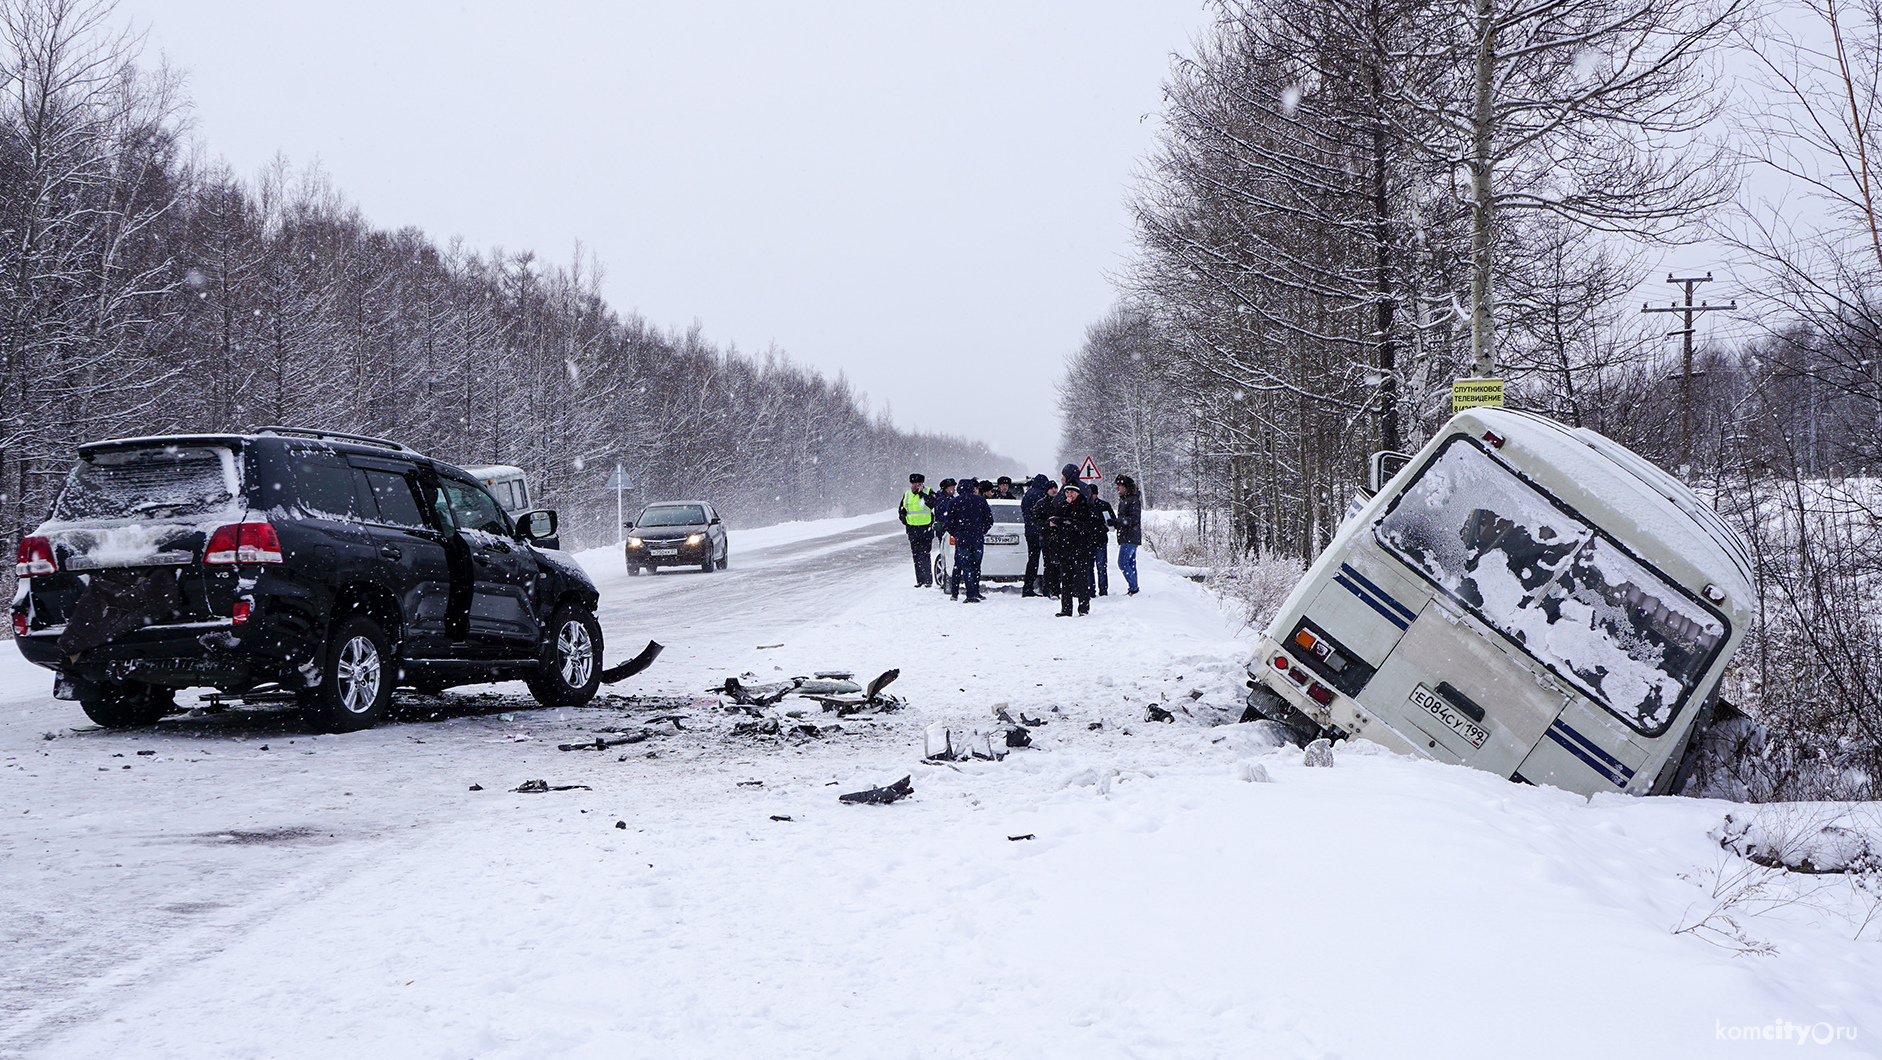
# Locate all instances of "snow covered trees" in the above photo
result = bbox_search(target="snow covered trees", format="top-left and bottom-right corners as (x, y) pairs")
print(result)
(0, 0), (187, 540)
(1096, 0), (1735, 560)
(0, 1), (1015, 602)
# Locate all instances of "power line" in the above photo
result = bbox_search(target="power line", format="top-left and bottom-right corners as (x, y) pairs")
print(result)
(1643, 272), (1736, 479)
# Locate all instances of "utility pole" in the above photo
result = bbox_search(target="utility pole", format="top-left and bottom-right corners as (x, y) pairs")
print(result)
(1642, 272), (1735, 479)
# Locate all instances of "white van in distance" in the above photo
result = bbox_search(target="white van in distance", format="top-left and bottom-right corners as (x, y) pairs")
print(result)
(463, 465), (531, 515)
(1245, 408), (1754, 797)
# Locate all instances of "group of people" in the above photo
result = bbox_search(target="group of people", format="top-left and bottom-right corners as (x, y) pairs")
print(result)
(897, 463), (1143, 617)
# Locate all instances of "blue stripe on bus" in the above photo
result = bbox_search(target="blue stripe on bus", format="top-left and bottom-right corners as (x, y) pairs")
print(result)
(1338, 564), (1418, 624)
(1549, 719), (1635, 778)
(1334, 574), (1410, 631)
(1543, 726), (1630, 788)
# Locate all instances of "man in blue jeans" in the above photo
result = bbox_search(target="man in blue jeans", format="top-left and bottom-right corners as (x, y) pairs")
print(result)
(947, 479), (995, 602)
(1114, 475), (1142, 595)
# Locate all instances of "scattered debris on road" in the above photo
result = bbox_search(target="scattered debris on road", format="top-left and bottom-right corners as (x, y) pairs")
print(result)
(557, 732), (655, 751)
(840, 775), (913, 804)
(925, 724), (1022, 761)
(802, 668), (904, 715)
(719, 676), (800, 707)
(1008, 834), (1035, 841)
(512, 779), (593, 793)
(598, 640), (664, 684)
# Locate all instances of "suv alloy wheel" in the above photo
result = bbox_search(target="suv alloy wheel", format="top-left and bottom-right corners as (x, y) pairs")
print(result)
(528, 606), (603, 708)
(303, 615), (393, 732)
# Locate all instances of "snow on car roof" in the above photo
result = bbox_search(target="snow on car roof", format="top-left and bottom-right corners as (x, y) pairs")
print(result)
(79, 433), (249, 454)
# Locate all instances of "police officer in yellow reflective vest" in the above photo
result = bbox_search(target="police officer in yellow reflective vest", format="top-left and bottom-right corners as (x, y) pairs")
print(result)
(899, 473), (936, 587)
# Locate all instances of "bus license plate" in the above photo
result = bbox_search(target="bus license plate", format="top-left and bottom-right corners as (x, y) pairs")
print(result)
(1409, 685), (1489, 749)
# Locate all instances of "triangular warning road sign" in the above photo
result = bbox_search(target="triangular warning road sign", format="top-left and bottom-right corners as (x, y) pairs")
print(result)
(1078, 456), (1102, 482)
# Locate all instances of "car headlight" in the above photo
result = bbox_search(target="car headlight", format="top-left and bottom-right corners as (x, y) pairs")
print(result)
(627, 537), (643, 548)
(686, 533), (705, 546)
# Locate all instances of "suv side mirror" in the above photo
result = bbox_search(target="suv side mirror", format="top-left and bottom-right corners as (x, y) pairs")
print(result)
(1368, 450), (1412, 495)
(518, 509), (559, 544)
(709, 516), (721, 525)
(622, 520), (634, 529)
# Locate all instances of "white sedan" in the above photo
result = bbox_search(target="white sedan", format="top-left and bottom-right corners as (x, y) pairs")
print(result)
(931, 498), (1028, 591)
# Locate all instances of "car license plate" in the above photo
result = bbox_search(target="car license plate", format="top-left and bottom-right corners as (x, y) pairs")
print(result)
(1409, 684), (1489, 749)
(987, 534), (1019, 545)
(651, 548), (678, 556)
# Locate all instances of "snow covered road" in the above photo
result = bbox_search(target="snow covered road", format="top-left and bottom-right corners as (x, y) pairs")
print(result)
(2, 511), (1879, 1058)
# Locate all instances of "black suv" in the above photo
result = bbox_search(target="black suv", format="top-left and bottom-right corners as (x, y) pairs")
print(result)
(11, 428), (604, 732)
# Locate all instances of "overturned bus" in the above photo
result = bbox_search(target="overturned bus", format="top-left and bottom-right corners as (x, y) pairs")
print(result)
(1244, 408), (1754, 797)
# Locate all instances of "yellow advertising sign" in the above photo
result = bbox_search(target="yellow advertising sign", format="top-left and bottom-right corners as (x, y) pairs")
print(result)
(1451, 377), (1504, 412)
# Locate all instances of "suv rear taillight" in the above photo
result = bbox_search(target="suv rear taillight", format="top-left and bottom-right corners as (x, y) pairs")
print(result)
(11, 612), (27, 636)
(15, 536), (55, 577)
(205, 521), (284, 565)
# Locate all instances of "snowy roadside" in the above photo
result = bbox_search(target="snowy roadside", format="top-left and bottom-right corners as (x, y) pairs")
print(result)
(1, 511), (1878, 1058)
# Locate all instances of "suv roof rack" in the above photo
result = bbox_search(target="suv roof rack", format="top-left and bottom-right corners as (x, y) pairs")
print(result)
(255, 426), (413, 453)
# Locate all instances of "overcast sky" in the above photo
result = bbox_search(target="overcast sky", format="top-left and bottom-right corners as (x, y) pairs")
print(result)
(116, 0), (1208, 473)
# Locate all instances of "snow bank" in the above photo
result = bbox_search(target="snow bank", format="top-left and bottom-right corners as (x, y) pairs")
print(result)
(2, 517), (1878, 1058)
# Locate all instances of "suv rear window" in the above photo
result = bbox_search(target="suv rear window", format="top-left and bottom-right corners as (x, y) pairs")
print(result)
(54, 446), (241, 522)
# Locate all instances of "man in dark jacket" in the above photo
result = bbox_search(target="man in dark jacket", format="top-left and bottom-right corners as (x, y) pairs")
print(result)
(947, 480), (995, 602)
(1057, 463), (1102, 598)
(1020, 473), (1051, 596)
(930, 479), (957, 590)
(935, 478), (958, 519)
(1047, 484), (1105, 616)
(1037, 482), (1061, 597)
(1089, 492), (1115, 596)
(1114, 475), (1143, 595)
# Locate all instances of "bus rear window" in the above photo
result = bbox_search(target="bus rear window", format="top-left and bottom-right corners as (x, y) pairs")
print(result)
(1374, 438), (1726, 735)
